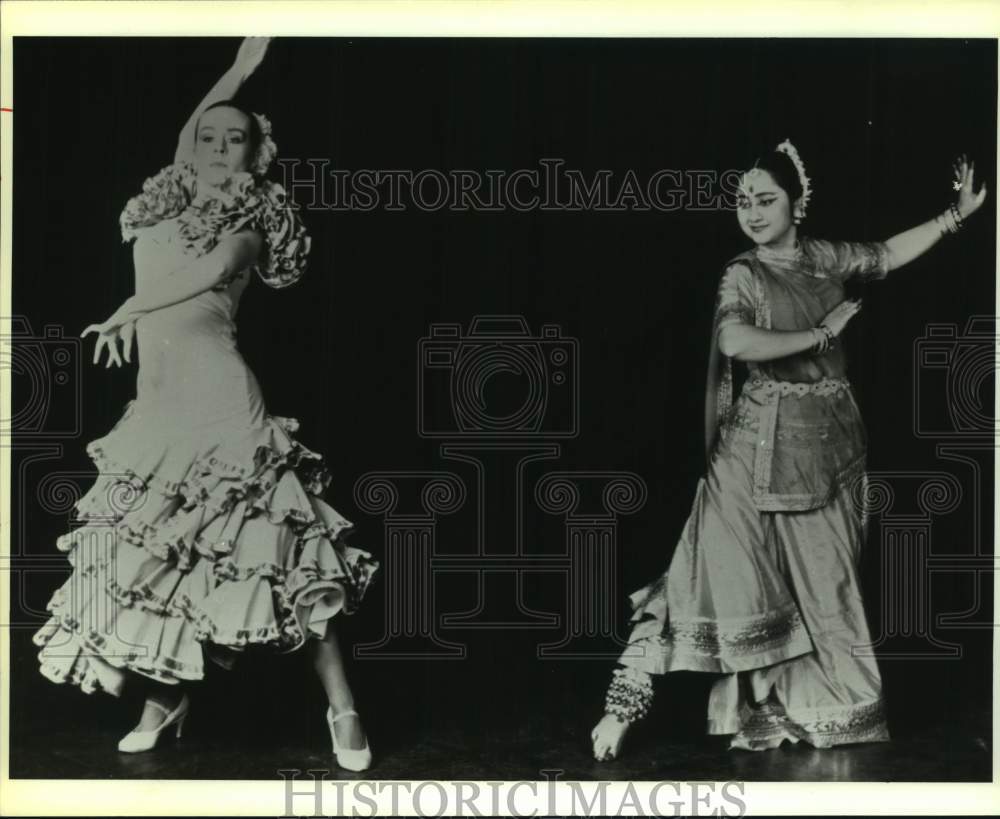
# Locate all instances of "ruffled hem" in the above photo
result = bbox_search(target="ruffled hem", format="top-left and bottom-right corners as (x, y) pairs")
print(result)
(33, 406), (379, 693)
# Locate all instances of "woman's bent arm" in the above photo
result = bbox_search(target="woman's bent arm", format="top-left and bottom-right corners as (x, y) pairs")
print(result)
(117, 231), (263, 322)
(718, 324), (818, 362)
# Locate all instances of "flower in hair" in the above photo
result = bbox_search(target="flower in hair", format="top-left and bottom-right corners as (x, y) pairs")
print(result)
(775, 138), (812, 215)
(250, 112), (278, 177)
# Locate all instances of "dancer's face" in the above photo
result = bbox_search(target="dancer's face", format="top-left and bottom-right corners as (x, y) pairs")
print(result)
(736, 169), (796, 247)
(194, 106), (253, 186)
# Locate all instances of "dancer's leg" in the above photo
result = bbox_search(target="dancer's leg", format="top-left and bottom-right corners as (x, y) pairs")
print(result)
(309, 619), (366, 750)
(133, 676), (187, 732)
(591, 666), (655, 761)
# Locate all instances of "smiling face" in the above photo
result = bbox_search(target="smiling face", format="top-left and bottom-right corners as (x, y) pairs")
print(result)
(193, 106), (254, 187)
(736, 168), (801, 249)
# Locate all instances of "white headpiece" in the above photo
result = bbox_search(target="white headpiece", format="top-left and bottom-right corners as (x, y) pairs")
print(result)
(775, 138), (812, 216)
(250, 112), (278, 177)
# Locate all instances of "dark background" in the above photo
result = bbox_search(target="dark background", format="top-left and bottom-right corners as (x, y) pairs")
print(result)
(9, 37), (996, 778)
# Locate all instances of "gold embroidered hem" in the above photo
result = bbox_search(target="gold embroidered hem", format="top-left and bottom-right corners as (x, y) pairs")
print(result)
(709, 697), (891, 750)
(620, 601), (814, 675)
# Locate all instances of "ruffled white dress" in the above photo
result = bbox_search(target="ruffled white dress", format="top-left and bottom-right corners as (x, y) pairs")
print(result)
(32, 165), (379, 695)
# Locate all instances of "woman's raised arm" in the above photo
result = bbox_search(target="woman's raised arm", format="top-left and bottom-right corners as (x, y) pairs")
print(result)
(173, 37), (271, 165)
(882, 154), (988, 272)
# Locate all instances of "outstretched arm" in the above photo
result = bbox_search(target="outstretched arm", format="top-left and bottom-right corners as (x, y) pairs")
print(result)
(883, 154), (988, 272)
(174, 37), (271, 165)
(82, 230), (263, 367)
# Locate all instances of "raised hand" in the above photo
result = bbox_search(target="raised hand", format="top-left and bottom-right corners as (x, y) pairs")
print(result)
(953, 154), (988, 220)
(233, 37), (271, 76)
(820, 298), (862, 337)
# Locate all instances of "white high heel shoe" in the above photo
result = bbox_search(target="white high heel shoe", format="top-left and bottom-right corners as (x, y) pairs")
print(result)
(326, 707), (372, 772)
(117, 693), (190, 753)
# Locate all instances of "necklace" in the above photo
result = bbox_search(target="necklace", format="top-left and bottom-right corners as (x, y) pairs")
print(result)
(755, 240), (803, 264)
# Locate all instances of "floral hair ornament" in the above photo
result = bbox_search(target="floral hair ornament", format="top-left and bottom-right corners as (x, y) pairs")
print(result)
(250, 112), (278, 176)
(775, 138), (812, 218)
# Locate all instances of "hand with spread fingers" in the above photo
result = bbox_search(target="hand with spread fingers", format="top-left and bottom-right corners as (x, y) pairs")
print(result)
(81, 315), (137, 369)
(952, 153), (988, 220)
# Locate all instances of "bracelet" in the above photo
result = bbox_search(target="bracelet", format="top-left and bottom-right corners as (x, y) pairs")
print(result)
(605, 667), (654, 724)
(810, 327), (827, 354)
(950, 203), (965, 230)
(939, 206), (962, 236)
(811, 324), (834, 355)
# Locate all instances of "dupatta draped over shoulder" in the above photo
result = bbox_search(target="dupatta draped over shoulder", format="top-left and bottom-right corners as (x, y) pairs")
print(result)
(704, 236), (890, 511)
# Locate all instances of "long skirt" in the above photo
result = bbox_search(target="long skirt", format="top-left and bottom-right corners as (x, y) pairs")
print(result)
(619, 433), (889, 750)
(31, 400), (380, 697)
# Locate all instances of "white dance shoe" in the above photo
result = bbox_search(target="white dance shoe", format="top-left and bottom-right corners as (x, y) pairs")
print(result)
(326, 707), (372, 772)
(117, 693), (190, 753)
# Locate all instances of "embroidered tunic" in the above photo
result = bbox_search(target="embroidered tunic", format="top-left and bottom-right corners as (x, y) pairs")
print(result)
(713, 236), (890, 510)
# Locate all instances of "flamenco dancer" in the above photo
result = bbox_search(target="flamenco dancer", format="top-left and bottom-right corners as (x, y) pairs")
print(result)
(32, 38), (379, 772)
(590, 140), (987, 760)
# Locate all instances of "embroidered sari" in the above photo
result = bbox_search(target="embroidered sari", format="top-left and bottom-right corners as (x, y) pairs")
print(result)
(619, 236), (892, 749)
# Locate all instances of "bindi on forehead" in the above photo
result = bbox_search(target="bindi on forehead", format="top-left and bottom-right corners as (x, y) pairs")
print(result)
(739, 173), (779, 198)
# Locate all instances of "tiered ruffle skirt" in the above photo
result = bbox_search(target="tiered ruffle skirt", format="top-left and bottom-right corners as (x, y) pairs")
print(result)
(32, 400), (379, 696)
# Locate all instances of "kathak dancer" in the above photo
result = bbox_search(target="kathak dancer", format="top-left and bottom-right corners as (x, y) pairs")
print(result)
(32, 38), (380, 772)
(591, 140), (987, 760)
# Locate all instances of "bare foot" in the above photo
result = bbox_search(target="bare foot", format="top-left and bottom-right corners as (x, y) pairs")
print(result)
(591, 713), (629, 761)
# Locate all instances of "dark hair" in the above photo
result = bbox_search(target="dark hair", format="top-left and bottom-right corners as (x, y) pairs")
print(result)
(195, 99), (262, 155)
(750, 150), (804, 204)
